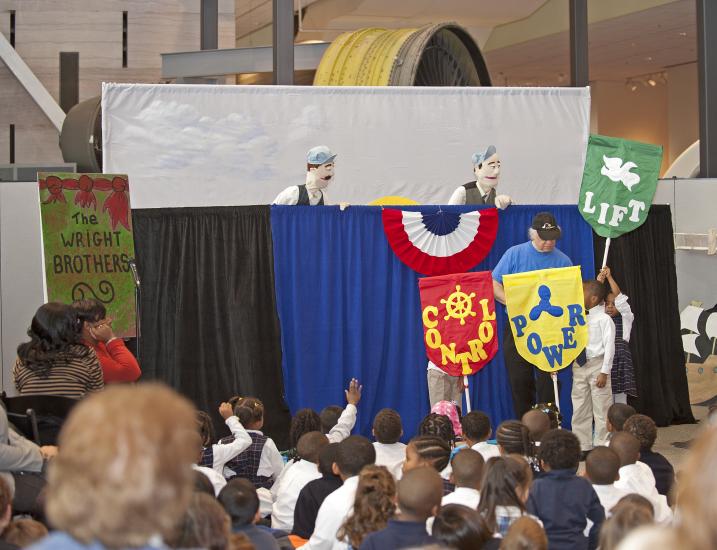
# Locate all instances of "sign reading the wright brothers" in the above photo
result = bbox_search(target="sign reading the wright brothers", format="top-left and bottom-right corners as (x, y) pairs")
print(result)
(38, 173), (137, 337)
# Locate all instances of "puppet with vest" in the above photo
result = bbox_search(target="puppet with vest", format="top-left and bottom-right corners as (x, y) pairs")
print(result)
(273, 145), (337, 206)
(448, 145), (512, 208)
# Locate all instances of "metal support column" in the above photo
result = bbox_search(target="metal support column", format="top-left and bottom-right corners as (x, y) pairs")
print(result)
(697, 0), (717, 177)
(201, 0), (218, 50)
(569, 0), (589, 87)
(272, 0), (294, 85)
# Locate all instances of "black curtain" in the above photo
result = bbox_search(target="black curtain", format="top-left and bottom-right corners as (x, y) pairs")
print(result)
(593, 205), (695, 426)
(132, 206), (291, 448)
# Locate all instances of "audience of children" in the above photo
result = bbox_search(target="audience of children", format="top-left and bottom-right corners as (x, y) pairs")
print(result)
(598, 267), (637, 405)
(336, 465), (396, 549)
(292, 443), (342, 540)
(622, 414), (675, 500)
(358, 467), (441, 550)
(572, 280), (616, 454)
(584, 446), (630, 516)
(371, 408), (406, 480)
(526, 429), (604, 550)
(461, 411), (501, 461)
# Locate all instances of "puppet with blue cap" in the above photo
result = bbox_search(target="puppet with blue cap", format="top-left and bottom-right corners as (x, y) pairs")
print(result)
(447, 145), (512, 209)
(273, 145), (337, 205)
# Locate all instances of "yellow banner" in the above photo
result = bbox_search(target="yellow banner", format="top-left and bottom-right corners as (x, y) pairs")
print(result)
(503, 266), (587, 372)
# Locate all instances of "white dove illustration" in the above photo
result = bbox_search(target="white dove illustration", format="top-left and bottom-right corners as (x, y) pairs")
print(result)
(600, 155), (640, 191)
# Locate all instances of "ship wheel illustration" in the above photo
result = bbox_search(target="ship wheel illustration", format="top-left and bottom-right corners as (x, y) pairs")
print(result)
(441, 285), (477, 326)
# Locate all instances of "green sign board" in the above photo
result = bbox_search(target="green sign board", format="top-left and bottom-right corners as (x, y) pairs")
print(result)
(578, 134), (663, 238)
(38, 173), (137, 337)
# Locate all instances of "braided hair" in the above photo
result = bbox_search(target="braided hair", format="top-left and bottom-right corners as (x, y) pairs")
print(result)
(410, 435), (452, 472)
(418, 413), (456, 448)
(287, 408), (322, 460)
(496, 420), (532, 456)
(233, 397), (264, 429)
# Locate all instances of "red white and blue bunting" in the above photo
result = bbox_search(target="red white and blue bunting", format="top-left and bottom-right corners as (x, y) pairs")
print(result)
(381, 208), (499, 276)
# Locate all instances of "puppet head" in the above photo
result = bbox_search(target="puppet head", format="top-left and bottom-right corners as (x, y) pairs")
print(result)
(306, 146), (337, 190)
(471, 145), (500, 190)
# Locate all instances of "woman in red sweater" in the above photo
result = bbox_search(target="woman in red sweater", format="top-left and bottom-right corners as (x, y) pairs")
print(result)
(72, 299), (141, 384)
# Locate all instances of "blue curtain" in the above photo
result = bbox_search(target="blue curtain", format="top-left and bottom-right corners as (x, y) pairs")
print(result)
(271, 205), (595, 440)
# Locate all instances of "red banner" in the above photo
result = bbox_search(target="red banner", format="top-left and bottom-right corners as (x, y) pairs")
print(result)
(418, 271), (498, 376)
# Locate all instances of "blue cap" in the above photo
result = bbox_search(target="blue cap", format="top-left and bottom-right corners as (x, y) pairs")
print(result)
(307, 145), (337, 166)
(471, 145), (497, 166)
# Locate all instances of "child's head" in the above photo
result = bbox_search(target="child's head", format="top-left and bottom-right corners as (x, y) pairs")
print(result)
(461, 411), (492, 444)
(432, 504), (492, 550)
(397, 466), (443, 521)
(290, 408), (322, 449)
(196, 411), (215, 447)
(598, 496), (655, 550)
(501, 516), (548, 550)
(418, 412), (456, 448)
(521, 409), (552, 444)
(233, 397), (264, 430)
(2, 519), (48, 548)
(337, 465), (396, 548)
(609, 432), (641, 466)
(607, 403), (637, 433)
(334, 435), (376, 479)
(296, 431), (329, 464)
(450, 448), (484, 490)
(194, 470), (216, 496)
(623, 414), (657, 452)
(614, 494), (654, 519)
(496, 420), (531, 456)
(168, 492), (231, 550)
(320, 405), (344, 433)
(318, 442), (340, 477)
(430, 400), (463, 437)
(585, 446), (621, 485)
(478, 456), (533, 532)
(538, 429), (581, 471)
(218, 478), (260, 528)
(403, 435), (451, 475)
(583, 279), (608, 309)
(605, 292), (619, 317)
(372, 408), (403, 444)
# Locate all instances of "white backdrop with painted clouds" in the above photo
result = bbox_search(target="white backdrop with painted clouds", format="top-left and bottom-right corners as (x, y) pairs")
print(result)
(102, 83), (590, 208)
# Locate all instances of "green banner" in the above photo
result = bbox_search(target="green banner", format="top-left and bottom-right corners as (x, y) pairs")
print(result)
(38, 173), (137, 337)
(578, 134), (663, 238)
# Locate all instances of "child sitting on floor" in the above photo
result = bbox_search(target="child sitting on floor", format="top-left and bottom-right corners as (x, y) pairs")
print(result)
(527, 429), (604, 550)
(222, 396), (284, 489)
(402, 435), (453, 495)
(623, 414), (675, 500)
(371, 408), (406, 480)
(584, 446), (629, 516)
(572, 280), (615, 453)
(196, 402), (252, 488)
(607, 403), (636, 436)
(598, 266), (637, 405)
(461, 411), (500, 461)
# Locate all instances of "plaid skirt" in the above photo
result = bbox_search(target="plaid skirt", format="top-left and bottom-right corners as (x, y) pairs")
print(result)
(612, 339), (637, 396)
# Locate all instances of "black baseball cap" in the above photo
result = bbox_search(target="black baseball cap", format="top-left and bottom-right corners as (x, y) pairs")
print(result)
(531, 212), (561, 240)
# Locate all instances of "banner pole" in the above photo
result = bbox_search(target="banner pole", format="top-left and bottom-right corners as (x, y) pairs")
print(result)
(601, 237), (611, 268)
(463, 377), (471, 414)
(551, 372), (560, 413)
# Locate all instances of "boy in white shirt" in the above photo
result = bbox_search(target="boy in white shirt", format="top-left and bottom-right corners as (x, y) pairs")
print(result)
(197, 402), (252, 476)
(372, 408), (406, 480)
(610, 432), (672, 524)
(585, 446), (629, 516)
(299, 435), (376, 550)
(460, 411), (500, 461)
(572, 280), (616, 452)
(271, 432), (328, 531)
(443, 448), (484, 508)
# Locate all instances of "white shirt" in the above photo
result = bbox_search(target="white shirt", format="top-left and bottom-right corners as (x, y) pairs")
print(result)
(223, 430), (284, 480)
(271, 459), (322, 531)
(585, 304), (616, 374)
(326, 404), (358, 443)
(373, 442), (406, 479)
(613, 293), (634, 342)
(208, 416), (252, 475)
(472, 441), (501, 461)
(192, 464), (227, 496)
(299, 475), (358, 550)
(273, 185), (325, 205)
(615, 462), (672, 524)
(443, 486), (481, 508)
(591, 483), (630, 516)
